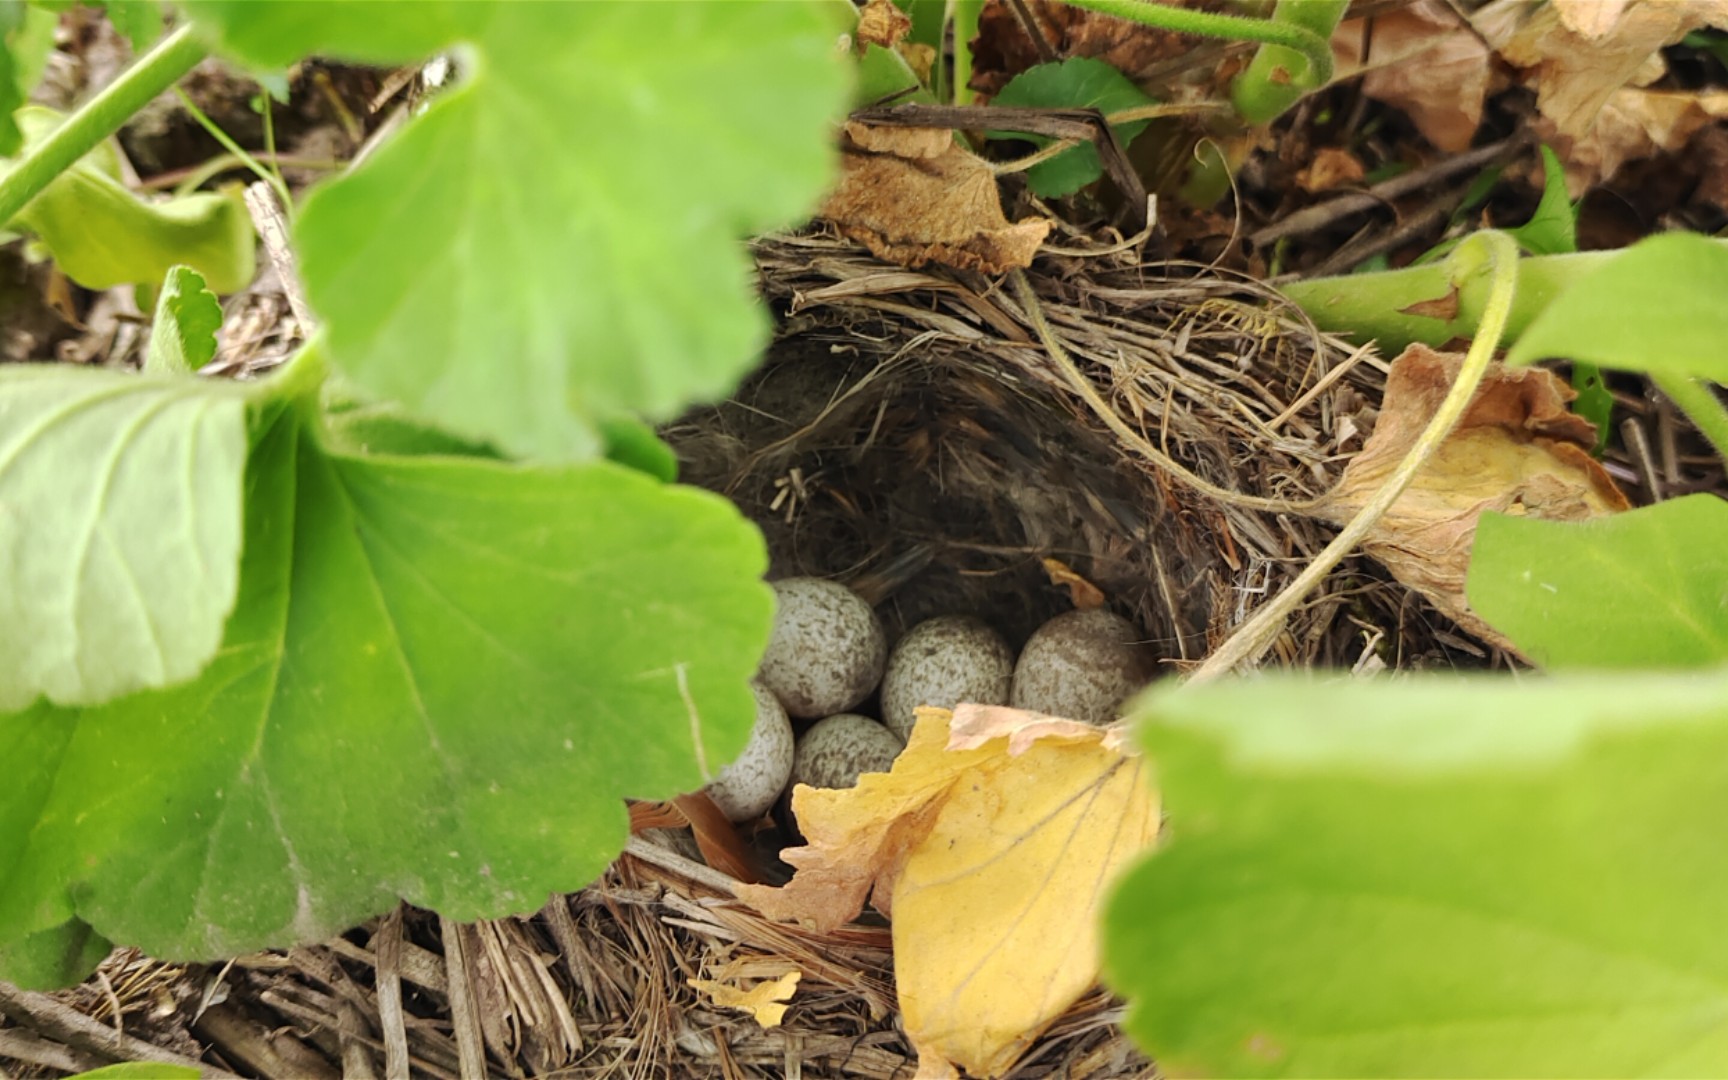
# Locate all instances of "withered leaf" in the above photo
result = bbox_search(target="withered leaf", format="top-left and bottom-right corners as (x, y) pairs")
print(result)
(738, 704), (1159, 1078)
(856, 0), (912, 49)
(1318, 344), (1629, 653)
(822, 123), (1052, 274)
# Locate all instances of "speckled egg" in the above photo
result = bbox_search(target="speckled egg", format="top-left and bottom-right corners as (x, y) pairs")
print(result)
(1009, 608), (1155, 725)
(704, 682), (795, 822)
(757, 577), (887, 719)
(880, 615), (1014, 741)
(790, 713), (905, 791)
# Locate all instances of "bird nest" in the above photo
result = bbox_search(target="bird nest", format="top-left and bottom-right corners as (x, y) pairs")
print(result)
(674, 230), (1467, 672)
(1, 234), (1492, 1080)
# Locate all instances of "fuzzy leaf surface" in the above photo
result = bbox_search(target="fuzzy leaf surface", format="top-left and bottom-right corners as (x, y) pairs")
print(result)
(146, 265), (221, 375)
(989, 58), (1155, 198)
(0, 365), (247, 709)
(194, 2), (849, 460)
(1507, 231), (1728, 380)
(1105, 673), (1728, 1078)
(1467, 495), (1728, 669)
(0, 401), (773, 979)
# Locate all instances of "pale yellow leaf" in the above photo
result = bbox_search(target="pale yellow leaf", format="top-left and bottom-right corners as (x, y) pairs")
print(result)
(686, 970), (802, 1029)
(738, 704), (1160, 1078)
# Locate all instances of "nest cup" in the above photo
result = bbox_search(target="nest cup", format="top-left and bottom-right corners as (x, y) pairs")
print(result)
(671, 233), (1402, 675)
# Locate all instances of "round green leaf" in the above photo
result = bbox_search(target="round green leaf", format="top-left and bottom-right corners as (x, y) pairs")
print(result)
(1467, 495), (1728, 669)
(229, 2), (849, 461)
(1507, 231), (1728, 381)
(989, 57), (1156, 198)
(0, 365), (247, 710)
(1105, 673), (1728, 1077)
(0, 402), (773, 969)
(185, 0), (482, 68)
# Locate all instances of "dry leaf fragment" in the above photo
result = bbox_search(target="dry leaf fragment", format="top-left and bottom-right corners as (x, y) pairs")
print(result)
(822, 123), (1052, 274)
(1483, 0), (1728, 145)
(1318, 344), (1629, 652)
(1558, 88), (1728, 188)
(1334, 0), (1492, 152)
(687, 970), (802, 1028)
(1041, 556), (1107, 609)
(739, 704), (1159, 1077)
(857, 0), (913, 49)
(1296, 146), (1367, 194)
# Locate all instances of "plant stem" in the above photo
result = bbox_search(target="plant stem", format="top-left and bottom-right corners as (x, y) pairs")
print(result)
(1059, 0), (1332, 92)
(1189, 230), (1522, 683)
(952, 0), (984, 106)
(0, 23), (206, 225)
(1653, 372), (1728, 464)
(174, 85), (294, 216)
(1279, 249), (1622, 354)
(1232, 0), (1349, 124)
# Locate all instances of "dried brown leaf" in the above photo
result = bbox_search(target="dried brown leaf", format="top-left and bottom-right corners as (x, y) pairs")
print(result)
(1317, 344), (1629, 652)
(822, 124), (1052, 273)
(1483, 0), (1728, 145)
(1335, 0), (1492, 152)
(857, 0), (912, 49)
(1041, 556), (1107, 609)
(1296, 146), (1367, 193)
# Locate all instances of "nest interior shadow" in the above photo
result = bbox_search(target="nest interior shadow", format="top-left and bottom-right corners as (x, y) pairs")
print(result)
(670, 233), (1462, 676)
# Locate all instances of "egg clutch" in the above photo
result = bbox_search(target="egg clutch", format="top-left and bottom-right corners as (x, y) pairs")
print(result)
(703, 577), (1157, 823)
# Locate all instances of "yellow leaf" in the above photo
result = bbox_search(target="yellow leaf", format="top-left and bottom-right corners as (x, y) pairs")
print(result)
(738, 704), (1161, 1077)
(686, 969), (801, 1029)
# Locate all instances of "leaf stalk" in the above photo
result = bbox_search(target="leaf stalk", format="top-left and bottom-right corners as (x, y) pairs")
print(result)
(0, 23), (207, 226)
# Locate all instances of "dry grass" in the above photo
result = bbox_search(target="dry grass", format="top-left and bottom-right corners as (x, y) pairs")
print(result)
(2, 232), (1503, 1079)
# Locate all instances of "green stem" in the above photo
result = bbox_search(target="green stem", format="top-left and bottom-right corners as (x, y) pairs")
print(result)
(1232, 0), (1349, 123)
(1653, 372), (1728, 464)
(1059, 0), (1332, 92)
(1189, 230), (1522, 682)
(0, 23), (207, 225)
(174, 85), (293, 216)
(1279, 249), (1623, 355)
(952, 0), (983, 106)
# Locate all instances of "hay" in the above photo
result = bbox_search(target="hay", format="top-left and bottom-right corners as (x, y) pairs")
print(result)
(2, 234), (1496, 1080)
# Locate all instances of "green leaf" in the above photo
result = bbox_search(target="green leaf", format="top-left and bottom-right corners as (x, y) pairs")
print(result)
(1105, 671), (1728, 1078)
(1466, 495), (1728, 669)
(1569, 362), (1613, 454)
(191, 2), (849, 461)
(102, 0), (163, 51)
(989, 57), (1156, 198)
(185, 0), (481, 68)
(69, 1065), (199, 1080)
(0, 3), (56, 157)
(3, 106), (256, 292)
(1507, 231), (1728, 381)
(0, 399), (773, 974)
(599, 417), (677, 483)
(0, 364), (248, 710)
(1506, 145), (1576, 257)
(146, 265), (221, 374)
